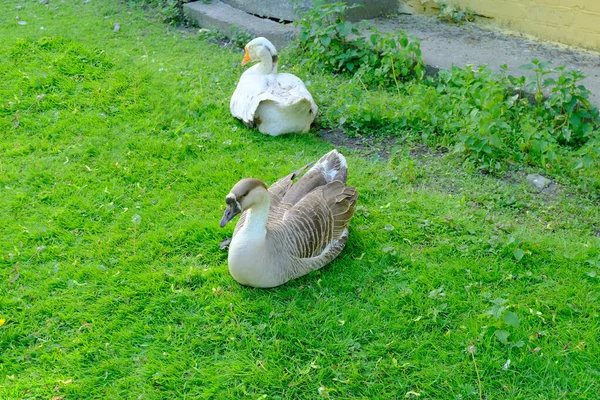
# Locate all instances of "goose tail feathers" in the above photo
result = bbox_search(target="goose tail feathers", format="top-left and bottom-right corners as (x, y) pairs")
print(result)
(312, 149), (348, 183)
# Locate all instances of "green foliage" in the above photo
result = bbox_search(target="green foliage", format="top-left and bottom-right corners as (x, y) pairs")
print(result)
(290, 4), (599, 192)
(438, 3), (475, 24)
(293, 1), (424, 87)
(308, 61), (600, 191)
(229, 25), (254, 49)
(198, 26), (253, 49)
(483, 298), (524, 347)
(128, 0), (186, 25)
(514, 59), (600, 147)
(421, 0), (476, 24)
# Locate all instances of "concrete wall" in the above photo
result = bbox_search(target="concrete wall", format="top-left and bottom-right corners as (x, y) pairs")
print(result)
(401, 0), (600, 51)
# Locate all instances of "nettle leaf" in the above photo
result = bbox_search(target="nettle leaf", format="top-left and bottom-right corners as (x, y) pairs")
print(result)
(337, 21), (353, 37)
(495, 329), (510, 345)
(490, 297), (508, 306)
(586, 259), (600, 268)
(486, 298), (508, 320)
(502, 311), (520, 328)
(429, 286), (446, 299)
(513, 248), (524, 261)
(519, 63), (535, 71)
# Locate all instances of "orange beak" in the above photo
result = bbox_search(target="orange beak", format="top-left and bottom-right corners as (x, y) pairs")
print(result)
(241, 47), (252, 66)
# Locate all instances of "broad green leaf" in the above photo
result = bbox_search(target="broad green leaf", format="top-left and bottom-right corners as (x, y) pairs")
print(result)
(513, 248), (524, 261)
(503, 311), (520, 328)
(495, 329), (510, 345)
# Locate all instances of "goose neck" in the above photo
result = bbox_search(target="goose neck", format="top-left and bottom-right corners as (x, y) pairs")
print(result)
(256, 47), (278, 74)
(244, 195), (271, 235)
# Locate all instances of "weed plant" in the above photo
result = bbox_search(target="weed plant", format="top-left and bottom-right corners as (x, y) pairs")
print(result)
(421, 0), (477, 24)
(294, 2), (425, 87)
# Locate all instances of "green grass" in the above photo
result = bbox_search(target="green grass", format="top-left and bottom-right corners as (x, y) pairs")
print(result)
(1, 1), (600, 398)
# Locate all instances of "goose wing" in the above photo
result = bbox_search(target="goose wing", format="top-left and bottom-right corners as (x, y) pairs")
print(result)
(278, 180), (358, 259)
(269, 73), (318, 114)
(230, 73), (317, 126)
(268, 163), (312, 208)
(230, 72), (269, 125)
(282, 149), (347, 205)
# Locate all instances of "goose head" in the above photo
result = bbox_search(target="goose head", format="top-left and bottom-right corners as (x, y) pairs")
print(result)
(242, 37), (278, 69)
(220, 178), (269, 227)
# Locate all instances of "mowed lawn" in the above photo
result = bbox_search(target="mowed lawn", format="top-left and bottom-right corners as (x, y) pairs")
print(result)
(1, 1), (599, 398)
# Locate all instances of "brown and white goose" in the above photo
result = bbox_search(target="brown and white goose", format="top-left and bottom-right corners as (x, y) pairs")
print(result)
(230, 37), (318, 136)
(220, 150), (358, 288)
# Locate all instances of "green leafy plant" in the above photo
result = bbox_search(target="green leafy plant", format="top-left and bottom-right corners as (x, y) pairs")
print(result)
(483, 298), (524, 347)
(293, 1), (424, 87)
(312, 58), (600, 190)
(229, 25), (253, 49)
(515, 59), (600, 147)
(438, 2), (475, 24)
(197, 26), (252, 49)
(421, 0), (476, 24)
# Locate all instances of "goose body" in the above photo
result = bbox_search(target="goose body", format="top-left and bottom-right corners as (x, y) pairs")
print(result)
(220, 150), (358, 288)
(230, 37), (318, 136)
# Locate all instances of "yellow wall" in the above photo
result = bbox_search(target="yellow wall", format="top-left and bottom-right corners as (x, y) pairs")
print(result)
(402, 0), (600, 51)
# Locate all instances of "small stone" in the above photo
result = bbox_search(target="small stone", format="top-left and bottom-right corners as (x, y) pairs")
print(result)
(113, 23), (120, 32)
(526, 174), (552, 190)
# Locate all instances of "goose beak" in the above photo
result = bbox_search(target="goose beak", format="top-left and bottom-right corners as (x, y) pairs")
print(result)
(220, 204), (240, 227)
(241, 47), (252, 66)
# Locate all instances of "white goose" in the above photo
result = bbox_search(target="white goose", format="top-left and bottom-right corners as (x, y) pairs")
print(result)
(220, 150), (358, 288)
(230, 37), (318, 136)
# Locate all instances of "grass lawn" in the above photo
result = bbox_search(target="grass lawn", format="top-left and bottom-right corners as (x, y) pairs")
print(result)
(1, 0), (599, 398)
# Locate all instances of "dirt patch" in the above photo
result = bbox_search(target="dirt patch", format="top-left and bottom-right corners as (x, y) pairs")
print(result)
(320, 128), (567, 202)
(408, 143), (448, 159)
(318, 128), (399, 159)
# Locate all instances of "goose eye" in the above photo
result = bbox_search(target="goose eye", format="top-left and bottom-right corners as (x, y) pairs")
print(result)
(225, 196), (236, 205)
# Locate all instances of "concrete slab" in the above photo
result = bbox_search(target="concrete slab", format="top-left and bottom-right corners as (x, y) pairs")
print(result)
(222, 0), (398, 22)
(183, 1), (297, 50)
